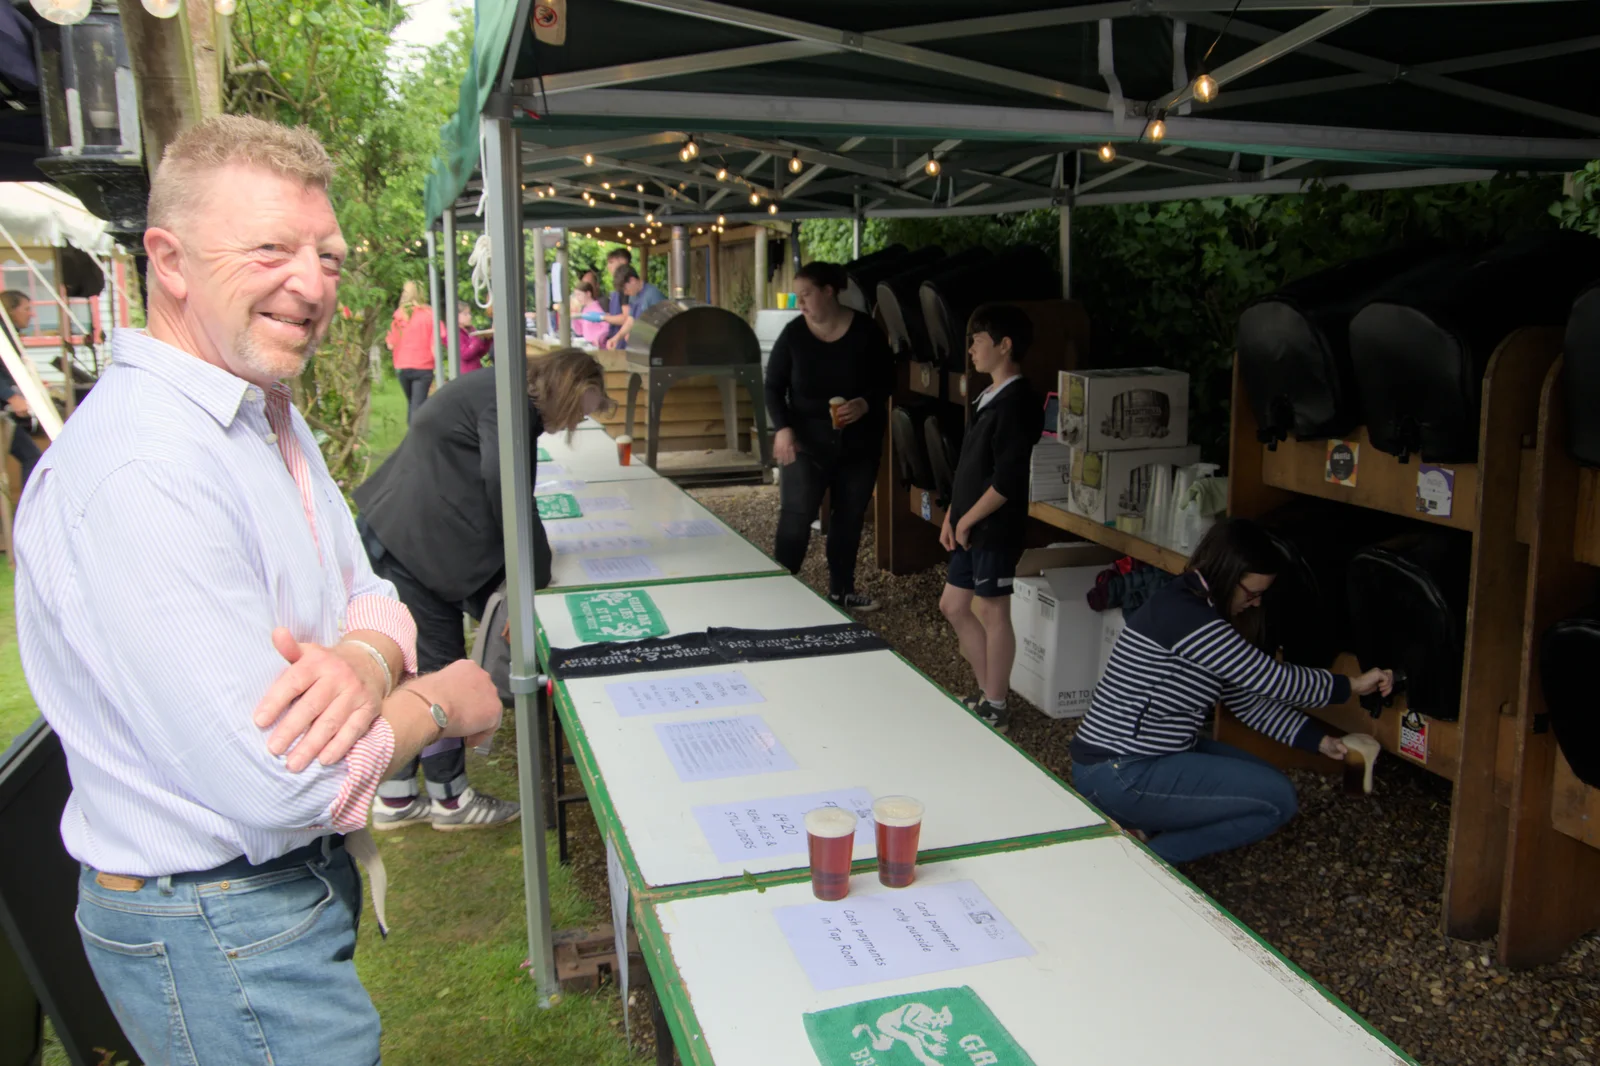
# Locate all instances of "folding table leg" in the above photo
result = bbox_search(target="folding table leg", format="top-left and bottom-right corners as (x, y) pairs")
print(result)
(540, 688), (557, 830)
(649, 974), (675, 1066)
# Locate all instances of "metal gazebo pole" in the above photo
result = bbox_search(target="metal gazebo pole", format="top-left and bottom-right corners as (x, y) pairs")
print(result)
(482, 110), (559, 1005)
(443, 209), (461, 379)
(425, 226), (445, 389)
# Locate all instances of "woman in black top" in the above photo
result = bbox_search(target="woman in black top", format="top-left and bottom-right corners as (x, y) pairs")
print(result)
(765, 261), (895, 611)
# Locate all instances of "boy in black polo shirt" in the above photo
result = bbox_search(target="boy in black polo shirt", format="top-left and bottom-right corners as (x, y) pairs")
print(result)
(939, 304), (1044, 733)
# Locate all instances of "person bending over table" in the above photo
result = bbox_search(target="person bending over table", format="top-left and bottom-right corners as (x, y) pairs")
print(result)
(1071, 518), (1394, 864)
(353, 347), (613, 830)
(766, 260), (894, 613)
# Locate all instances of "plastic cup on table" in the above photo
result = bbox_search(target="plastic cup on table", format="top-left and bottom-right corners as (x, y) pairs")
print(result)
(805, 806), (858, 901)
(616, 434), (633, 466)
(829, 396), (847, 430)
(873, 795), (925, 888)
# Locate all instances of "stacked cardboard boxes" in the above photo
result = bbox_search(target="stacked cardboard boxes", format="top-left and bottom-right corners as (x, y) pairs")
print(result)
(1054, 367), (1198, 532)
(1009, 545), (1127, 718)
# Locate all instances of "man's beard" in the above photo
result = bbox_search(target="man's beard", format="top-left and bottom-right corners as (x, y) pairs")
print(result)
(235, 321), (320, 381)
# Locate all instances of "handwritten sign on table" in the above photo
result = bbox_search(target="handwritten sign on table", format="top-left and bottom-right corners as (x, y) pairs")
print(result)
(656, 716), (797, 782)
(551, 535), (651, 555)
(605, 671), (764, 717)
(536, 477), (587, 494)
(660, 519), (726, 538)
(774, 880), (1035, 992)
(580, 555), (663, 581)
(580, 496), (634, 512)
(548, 519), (632, 535)
(692, 787), (874, 864)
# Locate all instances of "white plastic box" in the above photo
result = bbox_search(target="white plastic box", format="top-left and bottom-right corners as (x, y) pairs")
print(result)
(1009, 545), (1119, 718)
(1058, 367), (1190, 452)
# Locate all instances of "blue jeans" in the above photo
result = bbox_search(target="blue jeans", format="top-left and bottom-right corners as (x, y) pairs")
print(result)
(1073, 739), (1300, 864)
(74, 843), (379, 1066)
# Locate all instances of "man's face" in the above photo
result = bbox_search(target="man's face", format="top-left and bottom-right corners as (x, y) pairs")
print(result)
(5, 298), (32, 331)
(163, 164), (345, 384)
(624, 276), (643, 297)
(606, 255), (628, 277)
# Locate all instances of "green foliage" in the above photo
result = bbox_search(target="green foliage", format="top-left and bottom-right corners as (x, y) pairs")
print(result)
(227, 0), (473, 490)
(1551, 162), (1600, 235)
(839, 176), (1562, 460)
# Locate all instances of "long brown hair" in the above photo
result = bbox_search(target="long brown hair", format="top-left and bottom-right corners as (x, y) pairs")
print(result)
(527, 347), (609, 438)
(1186, 518), (1284, 650)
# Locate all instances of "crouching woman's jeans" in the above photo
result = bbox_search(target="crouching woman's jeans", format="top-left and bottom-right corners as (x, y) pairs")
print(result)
(74, 837), (379, 1066)
(1073, 738), (1300, 864)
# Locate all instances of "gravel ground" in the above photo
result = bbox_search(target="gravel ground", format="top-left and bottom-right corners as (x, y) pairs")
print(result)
(562, 484), (1599, 1066)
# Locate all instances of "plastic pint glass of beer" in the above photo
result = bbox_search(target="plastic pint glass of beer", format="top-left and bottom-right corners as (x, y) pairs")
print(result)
(873, 795), (925, 888)
(829, 396), (847, 430)
(805, 806), (858, 901)
(616, 434), (633, 466)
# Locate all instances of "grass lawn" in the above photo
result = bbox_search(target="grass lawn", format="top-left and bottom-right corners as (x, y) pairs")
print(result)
(0, 372), (644, 1064)
(0, 563), (41, 754)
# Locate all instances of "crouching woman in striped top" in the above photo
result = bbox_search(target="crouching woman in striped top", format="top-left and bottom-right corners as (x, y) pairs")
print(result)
(1071, 518), (1392, 864)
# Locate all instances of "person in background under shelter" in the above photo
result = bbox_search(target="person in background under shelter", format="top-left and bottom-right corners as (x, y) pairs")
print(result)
(939, 304), (1042, 731)
(0, 290), (43, 491)
(604, 265), (667, 350)
(765, 260), (894, 613)
(597, 246), (633, 345)
(446, 302), (492, 374)
(1071, 517), (1394, 864)
(14, 114), (505, 1063)
(387, 278), (437, 424)
(574, 281), (610, 347)
(353, 347), (614, 830)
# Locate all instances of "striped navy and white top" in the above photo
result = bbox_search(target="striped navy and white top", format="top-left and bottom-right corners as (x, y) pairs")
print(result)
(1074, 572), (1349, 759)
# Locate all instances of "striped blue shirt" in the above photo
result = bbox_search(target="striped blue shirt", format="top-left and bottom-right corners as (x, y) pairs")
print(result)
(15, 330), (414, 877)
(1076, 572), (1348, 757)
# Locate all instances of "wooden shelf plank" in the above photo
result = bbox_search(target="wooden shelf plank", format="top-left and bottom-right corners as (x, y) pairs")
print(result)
(1028, 501), (1189, 575)
(1257, 424), (1479, 532)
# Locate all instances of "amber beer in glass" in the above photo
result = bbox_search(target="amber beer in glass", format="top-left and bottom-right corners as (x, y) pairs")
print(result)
(616, 434), (633, 466)
(805, 806), (858, 901)
(829, 397), (846, 430)
(873, 795), (924, 888)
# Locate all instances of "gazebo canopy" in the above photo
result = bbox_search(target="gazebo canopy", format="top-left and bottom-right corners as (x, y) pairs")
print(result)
(424, 0), (1600, 230)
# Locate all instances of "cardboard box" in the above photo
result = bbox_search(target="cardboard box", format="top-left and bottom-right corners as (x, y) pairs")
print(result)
(1029, 440), (1074, 503)
(1058, 367), (1190, 451)
(1009, 544), (1120, 718)
(1065, 443), (1202, 526)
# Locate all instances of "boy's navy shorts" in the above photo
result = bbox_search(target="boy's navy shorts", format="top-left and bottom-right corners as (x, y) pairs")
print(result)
(946, 546), (1022, 598)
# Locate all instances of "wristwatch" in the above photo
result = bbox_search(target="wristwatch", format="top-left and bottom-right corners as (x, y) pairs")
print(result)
(400, 688), (448, 737)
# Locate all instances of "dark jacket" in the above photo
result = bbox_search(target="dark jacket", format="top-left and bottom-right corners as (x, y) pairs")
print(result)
(353, 369), (550, 603)
(764, 312), (894, 458)
(948, 376), (1044, 552)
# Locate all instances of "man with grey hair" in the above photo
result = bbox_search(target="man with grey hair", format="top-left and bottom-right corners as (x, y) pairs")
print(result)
(14, 113), (505, 1062)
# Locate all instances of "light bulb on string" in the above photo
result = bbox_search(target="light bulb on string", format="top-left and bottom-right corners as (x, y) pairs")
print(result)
(609, 192), (617, 199)
(601, 182), (610, 190)
(1148, 117), (1166, 143)
(788, 152), (803, 174)
(547, 186), (556, 197)
(141, 0), (181, 17)
(768, 202), (778, 215)
(685, 138), (699, 159)
(646, 212), (654, 223)
(636, 184), (645, 193)
(583, 153), (594, 166)
(924, 158), (941, 177)
(679, 147), (690, 162)
(535, 189), (545, 198)
(215, 0), (237, 14)
(30, 0), (91, 23)
(697, 227), (704, 234)
(749, 192), (761, 206)
(1193, 73), (1218, 103)
(716, 215), (726, 226)
(1097, 143), (1117, 163)
(716, 167), (728, 181)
